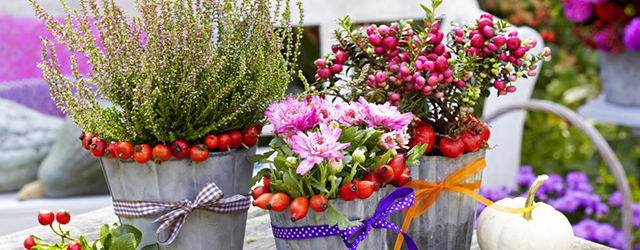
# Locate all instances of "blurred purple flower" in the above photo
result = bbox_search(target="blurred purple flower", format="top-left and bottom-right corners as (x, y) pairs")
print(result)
(563, 0), (593, 23)
(567, 171), (593, 192)
(516, 166), (537, 187)
(609, 230), (628, 250)
(593, 28), (621, 53)
(537, 174), (565, 200)
(477, 187), (513, 214)
(593, 223), (616, 243)
(633, 204), (640, 227)
(573, 219), (599, 240)
(550, 193), (582, 213)
(609, 191), (622, 208)
(624, 18), (640, 51)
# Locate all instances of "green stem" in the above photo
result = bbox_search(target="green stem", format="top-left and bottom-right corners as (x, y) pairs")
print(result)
(523, 175), (548, 220)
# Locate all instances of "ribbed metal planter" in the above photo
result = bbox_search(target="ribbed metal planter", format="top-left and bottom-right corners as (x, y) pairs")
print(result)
(388, 150), (485, 250)
(270, 187), (392, 249)
(100, 146), (256, 249)
(599, 51), (640, 106)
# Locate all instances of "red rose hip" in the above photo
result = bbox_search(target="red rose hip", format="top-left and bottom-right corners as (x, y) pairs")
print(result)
(55, 209), (71, 225)
(37, 210), (55, 226)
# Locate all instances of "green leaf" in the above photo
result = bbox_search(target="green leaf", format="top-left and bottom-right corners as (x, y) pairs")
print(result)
(269, 136), (286, 148)
(406, 144), (428, 167)
(31, 236), (53, 247)
(109, 233), (137, 250)
(283, 171), (302, 198)
(79, 236), (92, 250)
(250, 168), (271, 187)
(375, 150), (394, 167)
(141, 244), (159, 250)
(115, 224), (142, 244)
(326, 204), (361, 230)
(247, 151), (275, 164)
(420, 4), (432, 15)
(273, 156), (289, 172)
(310, 182), (329, 193)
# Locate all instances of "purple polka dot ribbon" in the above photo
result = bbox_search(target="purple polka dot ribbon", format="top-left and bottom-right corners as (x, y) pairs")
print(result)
(272, 188), (418, 250)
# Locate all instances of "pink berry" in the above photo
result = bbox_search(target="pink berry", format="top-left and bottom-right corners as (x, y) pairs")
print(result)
(375, 72), (387, 83)
(487, 43), (499, 52)
(493, 36), (507, 46)
(508, 75), (517, 82)
(444, 77), (453, 83)
(483, 26), (494, 38)
(514, 47), (526, 58)
(506, 86), (517, 93)
(433, 43), (445, 56)
(499, 52), (508, 61)
(456, 80), (467, 88)
(415, 60), (423, 70)
(499, 90), (508, 95)
(435, 92), (444, 99)
(369, 35), (382, 47)
(528, 71), (537, 77)
(477, 18), (493, 32)
(378, 25), (389, 36)
(427, 75), (440, 86)
(329, 64), (343, 74)
(334, 50), (348, 64)
(422, 61), (435, 71)
(426, 33), (438, 44)
(466, 47), (480, 56)
(454, 28), (463, 37)
(480, 13), (493, 20)
(374, 46), (385, 55)
(400, 68), (411, 76)
(508, 30), (518, 37)
(434, 56), (448, 72)
(455, 37), (464, 44)
(390, 23), (399, 36)
(367, 24), (377, 36)
(382, 37), (399, 50)
(415, 76), (426, 86)
(471, 34), (485, 48)
(390, 93), (401, 101)
(493, 80), (506, 90)
(318, 68), (331, 78)
(483, 47), (492, 55)
(443, 70), (454, 78)
(389, 65), (399, 72)
(530, 38), (538, 47)
(314, 59), (326, 68)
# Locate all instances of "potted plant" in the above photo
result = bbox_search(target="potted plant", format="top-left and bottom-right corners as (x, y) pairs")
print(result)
(563, 0), (640, 106)
(250, 95), (427, 249)
(309, 1), (550, 249)
(29, 0), (302, 248)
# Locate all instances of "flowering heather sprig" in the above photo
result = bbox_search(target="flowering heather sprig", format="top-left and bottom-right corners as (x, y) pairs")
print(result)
(30, 0), (303, 144)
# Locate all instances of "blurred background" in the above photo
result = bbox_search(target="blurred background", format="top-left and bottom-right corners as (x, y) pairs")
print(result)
(0, 0), (639, 248)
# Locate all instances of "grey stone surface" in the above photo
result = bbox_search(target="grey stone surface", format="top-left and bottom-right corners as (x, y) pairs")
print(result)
(599, 51), (640, 106)
(38, 119), (109, 197)
(0, 99), (62, 192)
(388, 151), (485, 250)
(0, 205), (613, 250)
(101, 147), (256, 249)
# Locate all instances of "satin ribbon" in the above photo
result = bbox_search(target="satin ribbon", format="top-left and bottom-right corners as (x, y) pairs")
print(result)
(271, 187), (418, 250)
(394, 158), (537, 250)
(112, 181), (251, 245)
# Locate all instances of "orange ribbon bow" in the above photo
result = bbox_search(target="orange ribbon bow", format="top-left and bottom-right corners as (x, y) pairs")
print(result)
(394, 158), (537, 250)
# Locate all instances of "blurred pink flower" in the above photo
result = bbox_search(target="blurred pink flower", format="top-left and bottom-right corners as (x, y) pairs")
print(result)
(310, 96), (336, 124)
(335, 101), (366, 126)
(289, 124), (350, 175)
(358, 97), (413, 130)
(379, 132), (398, 150)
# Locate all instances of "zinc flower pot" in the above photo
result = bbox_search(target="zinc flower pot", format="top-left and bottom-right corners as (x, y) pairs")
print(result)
(100, 146), (256, 249)
(388, 150), (485, 250)
(599, 51), (640, 106)
(269, 187), (394, 250)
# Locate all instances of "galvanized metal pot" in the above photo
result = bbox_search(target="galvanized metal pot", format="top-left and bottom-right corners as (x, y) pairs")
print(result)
(599, 51), (640, 106)
(388, 150), (485, 250)
(269, 187), (393, 249)
(100, 147), (256, 249)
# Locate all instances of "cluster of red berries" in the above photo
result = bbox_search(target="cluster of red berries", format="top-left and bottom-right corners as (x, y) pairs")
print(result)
(454, 14), (538, 96)
(251, 156), (412, 221)
(80, 125), (262, 164)
(314, 45), (350, 79)
(24, 210), (80, 250)
(410, 117), (490, 159)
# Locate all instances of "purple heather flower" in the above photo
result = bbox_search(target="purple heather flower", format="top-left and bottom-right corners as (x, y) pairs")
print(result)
(309, 96), (336, 125)
(609, 191), (622, 208)
(593, 223), (616, 243)
(563, 0), (593, 23)
(358, 97), (414, 130)
(623, 18), (640, 51)
(633, 203), (640, 227)
(289, 124), (350, 175)
(537, 174), (565, 200)
(550, 193), (582, 213)
(265, 97), (317, 136)
(594, 202), (609, 216)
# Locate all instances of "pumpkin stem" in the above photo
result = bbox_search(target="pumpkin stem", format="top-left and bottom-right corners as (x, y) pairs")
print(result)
(523, 174), (549, 220)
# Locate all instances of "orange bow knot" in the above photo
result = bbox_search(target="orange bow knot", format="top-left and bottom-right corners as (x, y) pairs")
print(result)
(394, 158), (537, 250)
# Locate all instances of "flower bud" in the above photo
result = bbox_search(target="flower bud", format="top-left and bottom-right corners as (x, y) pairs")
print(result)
(353, 147), (367, 164)
(287, 157), (297, 164)
(328, 158), (343, 174)
(329, 121), (340, 130)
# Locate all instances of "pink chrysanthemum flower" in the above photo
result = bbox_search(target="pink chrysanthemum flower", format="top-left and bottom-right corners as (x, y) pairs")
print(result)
(335, 101), (366, 126)
(265, 97), (317, 136)
(379, 132), (398, 150)
(358, 97), (414, 130)
(310, 96), (336, 124)
(289, 124), (350, 175)
(395, 126), (411, 148)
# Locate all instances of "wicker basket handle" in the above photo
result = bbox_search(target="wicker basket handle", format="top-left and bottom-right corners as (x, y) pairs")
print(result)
(483, 99), (634, 250)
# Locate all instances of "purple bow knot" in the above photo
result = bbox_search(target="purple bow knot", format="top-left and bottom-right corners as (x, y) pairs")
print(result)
(340, 187), (418, 250)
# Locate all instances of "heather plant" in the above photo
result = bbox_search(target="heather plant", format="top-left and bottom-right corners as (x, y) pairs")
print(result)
(30, 0), (302, 144)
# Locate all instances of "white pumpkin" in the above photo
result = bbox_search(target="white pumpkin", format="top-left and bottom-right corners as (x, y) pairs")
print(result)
(477, 175), (574, 250)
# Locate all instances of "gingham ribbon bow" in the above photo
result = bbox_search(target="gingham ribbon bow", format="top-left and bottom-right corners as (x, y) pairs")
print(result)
(112, 181), (251, 245)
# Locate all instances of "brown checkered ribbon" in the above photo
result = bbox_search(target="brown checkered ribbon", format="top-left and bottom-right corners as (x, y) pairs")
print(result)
(112, 181), (251, 245)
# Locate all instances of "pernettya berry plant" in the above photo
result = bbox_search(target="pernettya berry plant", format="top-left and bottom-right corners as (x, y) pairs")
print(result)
(30, 0), (302, 145)
(25, 210), (151, 250)
(310, 1), (551, 158)
(80, 125), (262, 163)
